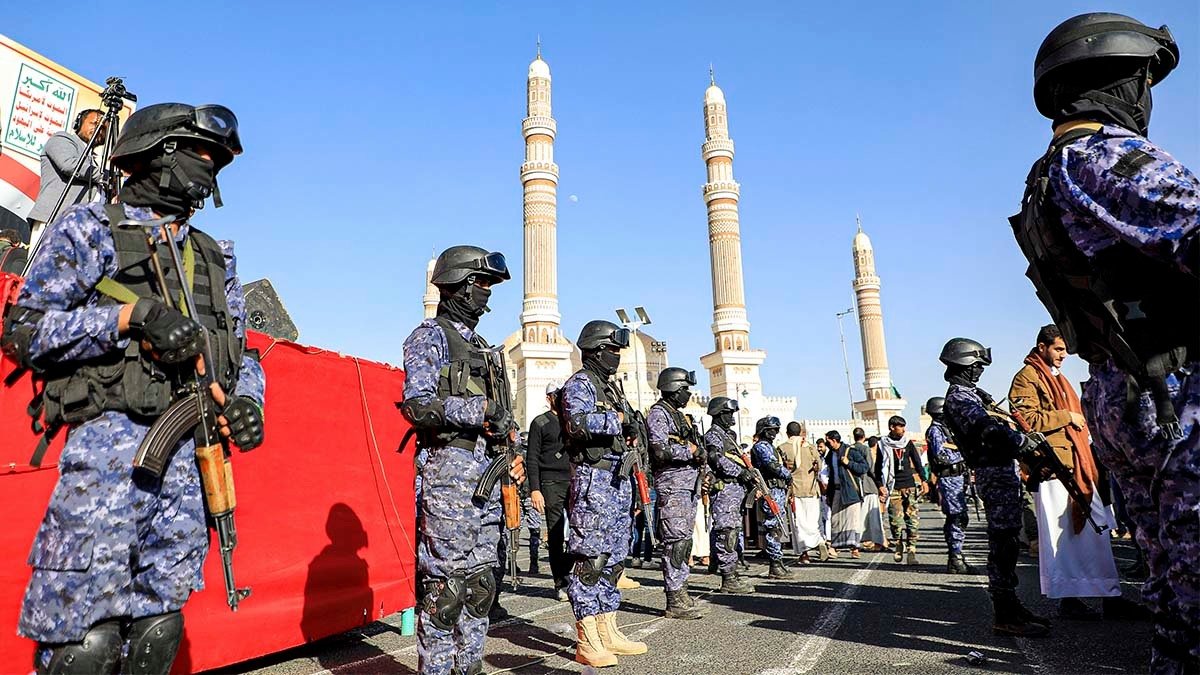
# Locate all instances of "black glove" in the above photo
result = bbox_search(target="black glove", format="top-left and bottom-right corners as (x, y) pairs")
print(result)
(621, 421), (640, 439)
(485, 402), (515, 437)
(1018, 432), (1046, 462)
(738, 468), (757, 486)
(223, 396), (264, 450)
(129, 298), (203, 364)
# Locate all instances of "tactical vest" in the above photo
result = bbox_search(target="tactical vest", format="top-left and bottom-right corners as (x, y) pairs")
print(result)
(37, 204), (241, 431)
(567, 368), (625, 464)
(707, 426), (742, 492)
(926, 421), (966, 477)
(424, 315), (507, 452)
(648, 399), (694, 471)
(1010, 129), (1198, 428)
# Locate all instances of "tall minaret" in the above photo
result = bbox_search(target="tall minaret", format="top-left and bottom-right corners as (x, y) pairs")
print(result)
(509, 45), (575, 428)
(698, 71), (767, 444)
(422, 258), (438, 319)
(851, 217), (906, 431)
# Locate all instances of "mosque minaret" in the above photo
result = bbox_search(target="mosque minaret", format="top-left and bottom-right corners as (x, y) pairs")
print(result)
(422, 257), (438, 319)
(850, 217), (906, 430)
(697, 71), (794, 442)
(507, 46), (575, 427)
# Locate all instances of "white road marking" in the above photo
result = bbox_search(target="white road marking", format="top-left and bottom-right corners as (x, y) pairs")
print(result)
(758, 557), (881, 675)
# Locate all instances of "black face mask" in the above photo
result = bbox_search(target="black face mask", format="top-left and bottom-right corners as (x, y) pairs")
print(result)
(946, 363), (986, 389)
(584, 349), (621, 377)
(762, 428), (778, 442)
(668, 387), (692, 408)
(438, 282), (490, 330)
(1050, 60), (1154, 136)
(713, 412), (735, 430)
(119, 147), (218, 217)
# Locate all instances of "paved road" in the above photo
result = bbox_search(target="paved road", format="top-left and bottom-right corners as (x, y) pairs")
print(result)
(224, 504), (1152, 674)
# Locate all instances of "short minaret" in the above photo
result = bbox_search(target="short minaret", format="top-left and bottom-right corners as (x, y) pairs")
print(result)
(697, 71), (769, 445)
(851, 217), (906, 430)
(422, 257), (438, 319)
(509, 45), (575, 429)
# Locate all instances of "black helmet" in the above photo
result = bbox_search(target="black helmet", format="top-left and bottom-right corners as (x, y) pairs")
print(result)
(431, 246), (510, 288)
(707, 396), (738, 416)
(1034, 13), (1179, 118)
(576, 320), (630, 351)
(656, 367), (696, 393)
(755, 416), (781, 435)
(925, 396), (945, 417)
(111, 103), (242, 170)
(939, 338), (993, 367)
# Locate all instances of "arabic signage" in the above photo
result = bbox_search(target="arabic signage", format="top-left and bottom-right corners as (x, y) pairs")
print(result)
(5, 62), (75, 158)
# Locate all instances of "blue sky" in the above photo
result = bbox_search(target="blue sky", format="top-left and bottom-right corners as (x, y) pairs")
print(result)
(9, 1), (1196, 423)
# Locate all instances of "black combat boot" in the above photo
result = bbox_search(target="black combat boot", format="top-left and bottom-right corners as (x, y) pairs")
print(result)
(664, 589), (706, 619)
(720, 571), (755, 594)
(947, 553), (977, 574)
(768, 560), (795, 579)
(528, 530), (541, 575)
(1013, 597), (1052, 627)
(991, 593), (1050, 637)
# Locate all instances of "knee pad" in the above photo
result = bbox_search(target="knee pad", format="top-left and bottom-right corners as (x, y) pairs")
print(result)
(124, 612), (183, 675)
(422, 575), (468, 631)
(667, 539), (692, 567)
(604, 563), (626, 585)
(724, 528), (739, 552)
(573, 552), (611, 586)
(464, 567), (497, 620)
(35, 621), (123, 675)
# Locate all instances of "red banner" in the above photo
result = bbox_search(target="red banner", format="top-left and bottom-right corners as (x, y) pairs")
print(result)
(0, 333), (417, 672)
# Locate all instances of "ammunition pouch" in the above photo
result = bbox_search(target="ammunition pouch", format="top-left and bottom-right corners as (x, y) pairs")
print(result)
(767, 477), (789, 490)
(574, 552), (611, 586)
(936, 462), (966, 478)
(422, 575), (468, 631)
(463, 567), (496, 619)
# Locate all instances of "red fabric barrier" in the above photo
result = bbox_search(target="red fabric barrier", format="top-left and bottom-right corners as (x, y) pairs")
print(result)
(0, 333), (417, 673)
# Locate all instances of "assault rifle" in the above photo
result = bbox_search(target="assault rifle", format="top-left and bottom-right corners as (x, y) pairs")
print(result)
(735, 450), (783, 518)
(122, 215), (250, 612)
(608, 379), (654, 548)
(966, 470), (982, 520)
(683, 416), (709, 521)
(472, 345), (522, 588)
(991, 402), (1106, 534)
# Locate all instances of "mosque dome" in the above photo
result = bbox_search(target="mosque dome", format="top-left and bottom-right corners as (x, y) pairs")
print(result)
(528, 57), (551, 80)
(704, 84), (725, 105)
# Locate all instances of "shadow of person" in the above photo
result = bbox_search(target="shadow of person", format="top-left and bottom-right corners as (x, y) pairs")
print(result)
(300, 503), (401, 669)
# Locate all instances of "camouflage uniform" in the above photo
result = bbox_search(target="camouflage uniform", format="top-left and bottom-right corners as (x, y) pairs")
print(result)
(13, 203), (265, 644)
(647, 401), (700, 592)
(561, 369), (631, 621)
(927, 421), (968, 554)
(704, 425), (746, 575)
(402, 317), (500, 675)
(944, 383), (1024, 593)
(750, 439), (790, 563)
(1048, 125), (1198, 670)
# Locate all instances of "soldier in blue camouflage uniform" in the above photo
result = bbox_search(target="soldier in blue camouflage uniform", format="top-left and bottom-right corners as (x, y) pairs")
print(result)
(646, 367), (706, 620)
(925, 397), (976, 575)
(560, 319), (648, 667)
(1013, 14), (1197, 673)
(750, 416), (794, 580)
(704, 397), (756, 594)
(398, 245), (523, 675)
(941, 339), (1050, 638)
(1, 103), (265, 674)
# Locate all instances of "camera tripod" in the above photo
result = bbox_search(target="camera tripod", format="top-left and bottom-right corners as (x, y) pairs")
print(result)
(23, 77), (136, 274)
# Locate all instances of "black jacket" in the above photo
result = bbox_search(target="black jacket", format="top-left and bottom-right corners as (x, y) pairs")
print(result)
(527, 410), (569, 491)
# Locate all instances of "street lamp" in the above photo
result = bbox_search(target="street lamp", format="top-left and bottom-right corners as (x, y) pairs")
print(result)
(835, 306), (856, 419)
(615, 306), (652, 412)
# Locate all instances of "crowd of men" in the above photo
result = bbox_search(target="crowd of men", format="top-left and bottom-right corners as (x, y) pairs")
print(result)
(0, 10), (1192, 675)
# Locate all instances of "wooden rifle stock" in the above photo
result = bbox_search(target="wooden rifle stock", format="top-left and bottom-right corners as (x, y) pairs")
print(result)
(738, 452), (782, 517)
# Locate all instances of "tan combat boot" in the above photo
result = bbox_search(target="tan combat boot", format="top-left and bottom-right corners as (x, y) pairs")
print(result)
(575, 615), (618, 667)
(597, 612), (648, 655)
(615, 571), (640, 590)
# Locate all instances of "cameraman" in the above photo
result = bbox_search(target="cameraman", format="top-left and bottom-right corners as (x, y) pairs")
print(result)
(26, 109), (107, 249)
